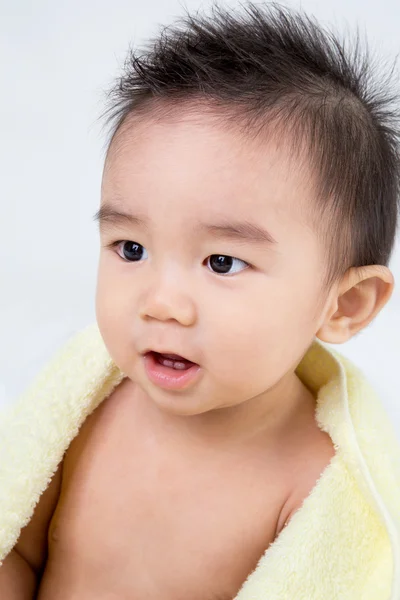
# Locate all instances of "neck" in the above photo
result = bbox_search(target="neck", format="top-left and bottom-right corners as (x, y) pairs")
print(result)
(136, 371), (318, 456)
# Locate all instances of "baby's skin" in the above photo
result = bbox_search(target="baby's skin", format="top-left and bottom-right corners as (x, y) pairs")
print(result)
(13, 375), (335, 599)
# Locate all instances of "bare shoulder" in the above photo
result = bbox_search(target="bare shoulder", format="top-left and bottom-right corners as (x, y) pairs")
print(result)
(9, 380), (126, 576)
(12, 380), (118, 575)
(276, 429), (336, 535)
(13, 458), (64, 576)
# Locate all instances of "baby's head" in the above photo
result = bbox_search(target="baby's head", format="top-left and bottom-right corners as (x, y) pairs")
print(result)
(94, 2), (399, 423)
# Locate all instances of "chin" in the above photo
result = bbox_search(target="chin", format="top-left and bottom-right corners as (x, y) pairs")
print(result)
(143, 387), (217, 417)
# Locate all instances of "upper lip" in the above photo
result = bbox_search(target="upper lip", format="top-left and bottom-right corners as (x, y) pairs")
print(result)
(141, 347), (198, 364)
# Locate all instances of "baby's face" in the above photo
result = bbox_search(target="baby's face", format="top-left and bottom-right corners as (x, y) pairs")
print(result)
(96, 109), (330, 417)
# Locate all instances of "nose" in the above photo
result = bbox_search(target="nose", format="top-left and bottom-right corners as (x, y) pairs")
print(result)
(138, 269), (197, 326)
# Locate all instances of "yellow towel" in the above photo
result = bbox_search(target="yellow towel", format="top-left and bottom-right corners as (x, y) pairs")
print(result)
(0, 322), (399, 599)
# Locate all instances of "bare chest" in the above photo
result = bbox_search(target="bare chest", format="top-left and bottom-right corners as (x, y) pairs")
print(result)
(40, 381), (289, 600)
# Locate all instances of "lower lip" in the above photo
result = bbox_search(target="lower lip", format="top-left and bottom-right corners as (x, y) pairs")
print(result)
(143, 352), (201, 390)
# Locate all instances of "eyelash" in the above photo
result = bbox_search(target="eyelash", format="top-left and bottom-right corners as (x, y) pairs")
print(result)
(106, 240), (251, 276)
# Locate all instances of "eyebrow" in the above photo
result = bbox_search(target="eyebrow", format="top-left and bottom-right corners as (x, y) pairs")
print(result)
(93, 203), (278, 247)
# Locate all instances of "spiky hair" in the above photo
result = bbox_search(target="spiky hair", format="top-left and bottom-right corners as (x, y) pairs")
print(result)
(100, 1), (400, 291)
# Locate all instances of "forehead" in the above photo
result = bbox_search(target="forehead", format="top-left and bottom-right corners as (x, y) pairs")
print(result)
(101, 110), (315, 230)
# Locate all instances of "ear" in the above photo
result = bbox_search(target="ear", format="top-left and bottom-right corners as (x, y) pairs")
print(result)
(316, 265), (395, 344)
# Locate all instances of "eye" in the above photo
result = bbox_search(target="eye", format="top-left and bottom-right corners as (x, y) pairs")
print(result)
(108, 241), (250, 276)
(206, 254), (249, 276)
(111, 240), (148, 262)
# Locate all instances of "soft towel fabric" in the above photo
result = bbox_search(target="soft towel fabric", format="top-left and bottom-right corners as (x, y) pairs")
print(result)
(0, 321), (399, 599)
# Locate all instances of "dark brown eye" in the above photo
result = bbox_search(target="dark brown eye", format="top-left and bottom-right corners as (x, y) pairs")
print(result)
(112, 242), (249, 275)
(117, 241), (148, 262)
(207, 254), (248, 275)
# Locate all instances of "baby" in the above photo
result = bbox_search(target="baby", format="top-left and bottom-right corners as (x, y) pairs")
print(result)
(1, 2), (400, 599)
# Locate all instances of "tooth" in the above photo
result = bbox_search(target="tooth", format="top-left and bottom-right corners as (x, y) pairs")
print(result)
(159, 356), (189, 370)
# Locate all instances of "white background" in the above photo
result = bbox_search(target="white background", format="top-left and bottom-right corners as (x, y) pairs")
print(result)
(1, 0), (399, 439)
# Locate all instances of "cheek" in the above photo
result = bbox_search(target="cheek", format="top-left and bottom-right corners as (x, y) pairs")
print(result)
(205, 286), (314, 387)
(96, 267), (117, 326)
(95, 266), (133, 364)
(96, 257), (132, 317)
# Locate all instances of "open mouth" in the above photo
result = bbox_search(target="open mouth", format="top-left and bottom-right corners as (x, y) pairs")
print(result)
(143, 351), (201, 390)
(148, 351), (196, 370)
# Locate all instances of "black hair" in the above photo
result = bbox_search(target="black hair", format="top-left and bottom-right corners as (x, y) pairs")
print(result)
(99, 0), (400, 292)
